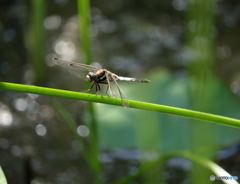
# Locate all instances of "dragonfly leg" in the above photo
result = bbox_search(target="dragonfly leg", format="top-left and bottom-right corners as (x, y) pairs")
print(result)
(89, 82), (101, 95)
(94, 82), (98, 93)
(85, 82), (95, 93)
(105, 85), (110, 97)
(96, 83), (101, 94)
(90, 82), (98, 94)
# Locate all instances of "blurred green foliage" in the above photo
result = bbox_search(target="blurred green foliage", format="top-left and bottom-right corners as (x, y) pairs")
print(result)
(0, 0), (240, 183)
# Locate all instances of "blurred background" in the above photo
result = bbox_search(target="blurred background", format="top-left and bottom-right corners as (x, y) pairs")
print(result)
(0, 0), (240, 183)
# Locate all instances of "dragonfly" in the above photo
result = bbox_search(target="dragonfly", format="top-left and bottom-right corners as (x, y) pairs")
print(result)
(52, 57), (150, 108)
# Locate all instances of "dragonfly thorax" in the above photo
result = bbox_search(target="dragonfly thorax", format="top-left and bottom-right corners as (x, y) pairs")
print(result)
(86, 69), (107, 83)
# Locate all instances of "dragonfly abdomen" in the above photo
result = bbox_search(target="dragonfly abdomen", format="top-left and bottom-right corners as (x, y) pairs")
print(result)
(117, 76), (150, 83)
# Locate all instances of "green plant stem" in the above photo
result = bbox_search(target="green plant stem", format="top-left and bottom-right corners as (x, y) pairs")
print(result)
(1, 82), (240, 129)
(77, 0), (92, 65)
(77, 0), (101, 183)
(30, 0), (46, 84)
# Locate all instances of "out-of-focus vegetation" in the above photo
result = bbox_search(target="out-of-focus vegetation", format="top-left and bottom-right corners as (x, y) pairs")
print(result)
(0, 0), (240, 184)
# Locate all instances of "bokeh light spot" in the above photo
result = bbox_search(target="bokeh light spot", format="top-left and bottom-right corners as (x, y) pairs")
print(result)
(77, 125), (89, 137)
(35, 124), (47, 136)
(44, 15), (61, 29)
(14, 98), (27, 111)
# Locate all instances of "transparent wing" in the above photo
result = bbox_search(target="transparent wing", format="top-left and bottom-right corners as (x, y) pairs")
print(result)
(52, 58), (100, 80)
(105, 71), (129, 108)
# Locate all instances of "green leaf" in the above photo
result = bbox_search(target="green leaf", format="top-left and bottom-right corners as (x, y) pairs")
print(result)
(0, 167), (7, 184)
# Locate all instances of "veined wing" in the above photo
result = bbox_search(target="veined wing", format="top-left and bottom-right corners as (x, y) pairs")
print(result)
(52, 58), (100, 80)
(105, 71), (129, 108)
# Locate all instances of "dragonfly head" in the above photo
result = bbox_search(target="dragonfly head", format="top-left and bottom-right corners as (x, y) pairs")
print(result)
(86, 72), (94, 82)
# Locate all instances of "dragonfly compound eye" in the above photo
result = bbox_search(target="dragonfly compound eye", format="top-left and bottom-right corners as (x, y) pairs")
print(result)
(86, 75), (92, 82)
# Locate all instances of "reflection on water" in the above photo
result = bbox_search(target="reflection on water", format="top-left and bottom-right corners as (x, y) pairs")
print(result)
(35, 124), (47, 136)
(77, 125), (89, 137)
(0, 139), (9, 150)
(14, 98), (28, 112)
(0, 103), (12, 126)
(54, 40), (76, 56)
(0, 110), (12, 126)
(11, 145), (23, 157)
(44, 15), (62, 30)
